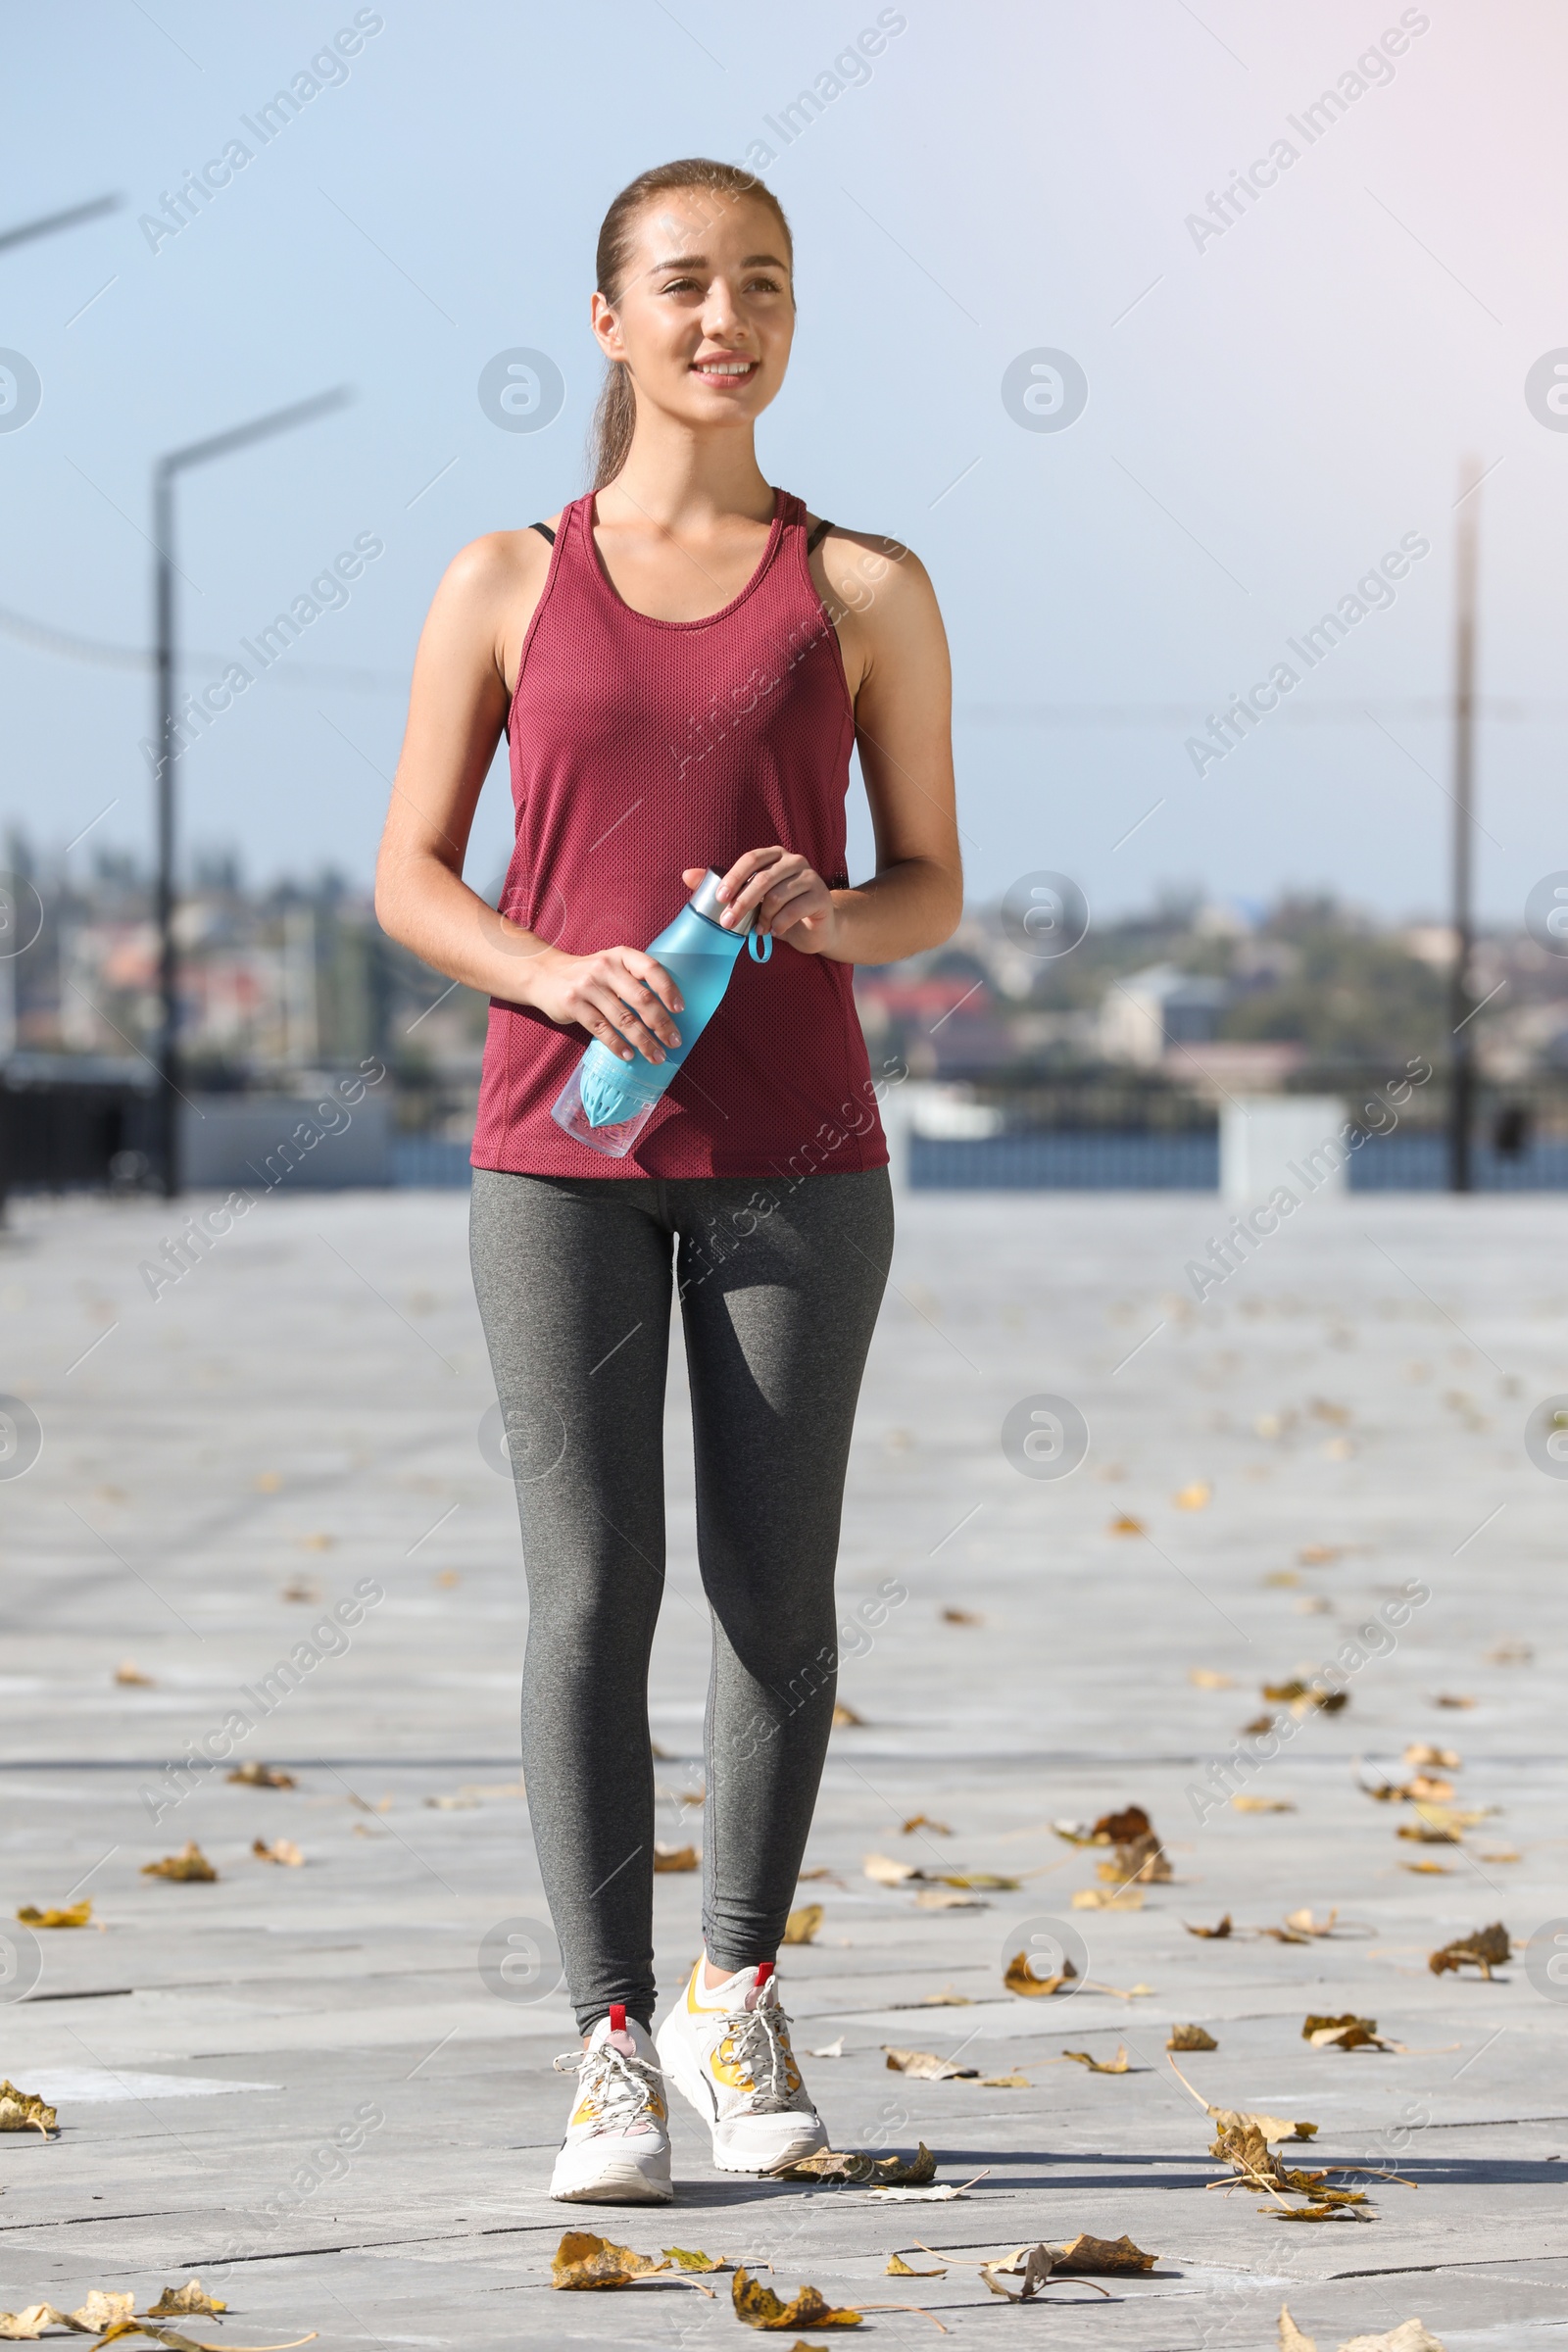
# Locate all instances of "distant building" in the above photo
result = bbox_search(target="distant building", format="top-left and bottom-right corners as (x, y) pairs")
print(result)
(1098, 964), (1230, 1065)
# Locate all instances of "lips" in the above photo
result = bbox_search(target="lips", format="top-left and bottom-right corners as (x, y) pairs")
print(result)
(690, 357), (758, 381)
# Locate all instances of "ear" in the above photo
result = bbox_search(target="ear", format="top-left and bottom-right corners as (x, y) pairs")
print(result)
(591, 290), (626, 365)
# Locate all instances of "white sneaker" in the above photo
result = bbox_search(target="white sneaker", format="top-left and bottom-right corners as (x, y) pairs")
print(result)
(549, 2004), (673, 2204)
(656, 1958), (828, 2174)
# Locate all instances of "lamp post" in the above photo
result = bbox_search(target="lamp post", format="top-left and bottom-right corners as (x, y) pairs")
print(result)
(151, 386), (352, 1197)
(1447, 456), (1481, 1195)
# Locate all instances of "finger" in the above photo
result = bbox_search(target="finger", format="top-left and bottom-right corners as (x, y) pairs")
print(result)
(624, 951), (685, 1019)
(589, 984), (668, 1063)
(605, 968), (681, 1046)
(723, 858), (802, 925)
(580, 1006), (637, 1061)
(758, 872), (816, 926)
(717, 847), (782, 904)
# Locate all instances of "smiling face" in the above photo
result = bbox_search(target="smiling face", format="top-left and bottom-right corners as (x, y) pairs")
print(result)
(591, 185), (795, 440)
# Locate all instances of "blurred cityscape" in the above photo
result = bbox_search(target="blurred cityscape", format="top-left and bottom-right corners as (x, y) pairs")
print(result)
(6, 833), (1568, 1176)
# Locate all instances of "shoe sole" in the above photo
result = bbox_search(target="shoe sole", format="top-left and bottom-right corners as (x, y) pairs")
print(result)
(550, 2156), (674, 2205)
(656, 2019), (828, 2175)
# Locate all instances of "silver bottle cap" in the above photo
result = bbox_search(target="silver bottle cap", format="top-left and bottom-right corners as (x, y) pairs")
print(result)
(689, 867), (755, 931)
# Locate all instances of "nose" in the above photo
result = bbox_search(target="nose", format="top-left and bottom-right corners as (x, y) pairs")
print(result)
(699, 274), (746, 341)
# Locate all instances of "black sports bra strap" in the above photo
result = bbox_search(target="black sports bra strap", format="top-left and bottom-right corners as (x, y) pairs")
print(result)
(806, 516), (833, 554)
(529, 520), (556, 545)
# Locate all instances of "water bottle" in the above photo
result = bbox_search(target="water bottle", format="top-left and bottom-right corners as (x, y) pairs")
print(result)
(550, 869), (772, 1158)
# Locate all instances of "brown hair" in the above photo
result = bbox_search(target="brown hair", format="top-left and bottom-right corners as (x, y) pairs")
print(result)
(588, 158), (794, 492)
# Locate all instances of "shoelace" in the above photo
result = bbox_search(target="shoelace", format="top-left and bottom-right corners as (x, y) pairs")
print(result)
(553, 2039), (662, 2135)
(718, 1996), (801, 2113)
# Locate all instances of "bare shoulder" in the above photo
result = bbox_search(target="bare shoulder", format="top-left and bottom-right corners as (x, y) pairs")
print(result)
(436, 520), (558, 611)
(423, 518), (563, 687)
(804, 515), (938, 616)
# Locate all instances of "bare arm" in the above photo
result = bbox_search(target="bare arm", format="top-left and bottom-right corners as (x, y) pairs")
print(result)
(706, 529), (962, 962)
(373, 532), (684, 1065)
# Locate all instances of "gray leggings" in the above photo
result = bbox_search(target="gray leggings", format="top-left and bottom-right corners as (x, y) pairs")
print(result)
(469, 1165), (893, 2034)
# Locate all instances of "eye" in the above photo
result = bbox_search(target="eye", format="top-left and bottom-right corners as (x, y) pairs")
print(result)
(746, 275), (784, 294)
(660, 276), (703, 295)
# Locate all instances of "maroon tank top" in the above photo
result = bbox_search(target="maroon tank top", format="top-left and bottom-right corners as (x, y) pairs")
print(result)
(469, 488), (889, 1181)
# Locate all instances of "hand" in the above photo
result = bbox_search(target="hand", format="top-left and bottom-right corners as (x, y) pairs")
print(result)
(528, 944), (684, 1064)
(684, 850), (836, 952)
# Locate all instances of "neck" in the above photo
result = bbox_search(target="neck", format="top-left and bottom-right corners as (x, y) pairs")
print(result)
(599, 409), (773, 531)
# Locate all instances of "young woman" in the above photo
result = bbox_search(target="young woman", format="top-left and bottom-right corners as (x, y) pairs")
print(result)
(375, 156), (960, 2204)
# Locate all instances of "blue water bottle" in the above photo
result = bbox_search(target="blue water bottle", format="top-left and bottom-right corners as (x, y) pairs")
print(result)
(550, 869), (772, 1158)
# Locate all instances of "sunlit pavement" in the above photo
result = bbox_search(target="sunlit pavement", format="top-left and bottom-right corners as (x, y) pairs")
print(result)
(2, 1185), (1564, 2348)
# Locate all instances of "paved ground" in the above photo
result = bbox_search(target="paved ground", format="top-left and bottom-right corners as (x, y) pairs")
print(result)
(1, 1184), (1564, 2350)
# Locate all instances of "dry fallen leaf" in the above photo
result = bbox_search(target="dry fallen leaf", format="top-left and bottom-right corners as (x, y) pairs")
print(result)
(1168, 2024), (1218, 2050)
(1404, 1743), (1460, 1771)
(1279, 2312), (1448, 2352)
(900, 1985), (974, 2008)
(1285, 1908), (1339, 1936)
(914, 1886), (987, 1909)
(1478, 1848), (1522, 1864)
(1396, 1821), (1457, 1845)
(863, 1852), (917, 1886)
(1335, 2325), (1447, 2350)
(1233, 1795), (1296, 1813)
(1429, 1923), (1510, 1979)
(1092, 1805), (1152, 1843)
(1302, 2014), (1395, 2052)
(1100, 1829), (1171, 1885)
(280, 1579), (320, 1604)
(16, 1901), (92, 1930)
(0, 2082), (58, 2136)
(1175, 1481), (1211, 1509)
(831, 1700), (865, 1727)
(771, 2144), (934, 2185)
(652, 1843), (699, 1873)
(941, 1607), (983, 1626)
(1190, 1667), (1235, 1689)
(1298, 1544), (1343, 1565)
(1072, 1886), (1143, 1911)
(1485, 1639), (1532, 1665)
(1401, 1859), (1453, 1875)
(1061, 2044), (1131, 2074)
(141, 1842), (217, 1883)
(731, 2268), (860, 2328)
(145, 2285), (226, 2319)
(252, 1838), (303, 1868)
(1108, 1513), (1146, 1536)
(1434, 1691), (1476, 1709)
(115, 1661), (155, 1687)
(885, 2254), (944, 2277)
(781, 1904), (822, 1945)
(1185, 1914), (1232, 1938)
(1057, 2231), (1156, 2274)
(1004, 1949), (1079, 1998)
(227, 1761), (297, 1789)
(979, 2070), (1031, 2087)
(884, 2047), (978, 2081)
(808, 2036), (846, 2058)
(901, 1814), (951, 1835)
(552, 2231), (670, 2289)
(662, 2248), (724, 2273)
(435, 1568), (460, 1588)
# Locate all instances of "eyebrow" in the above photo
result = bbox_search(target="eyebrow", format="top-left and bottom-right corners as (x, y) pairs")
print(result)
(649, 252), (791, 273)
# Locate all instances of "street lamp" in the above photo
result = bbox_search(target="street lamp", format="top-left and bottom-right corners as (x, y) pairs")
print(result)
(151, 386), (353, 1197)
(0, 194), (121, 255)
(1447, 456), (1481, 1195)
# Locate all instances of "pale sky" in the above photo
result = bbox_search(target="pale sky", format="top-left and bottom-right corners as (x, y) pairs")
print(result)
(3, 0), (1565, 923)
